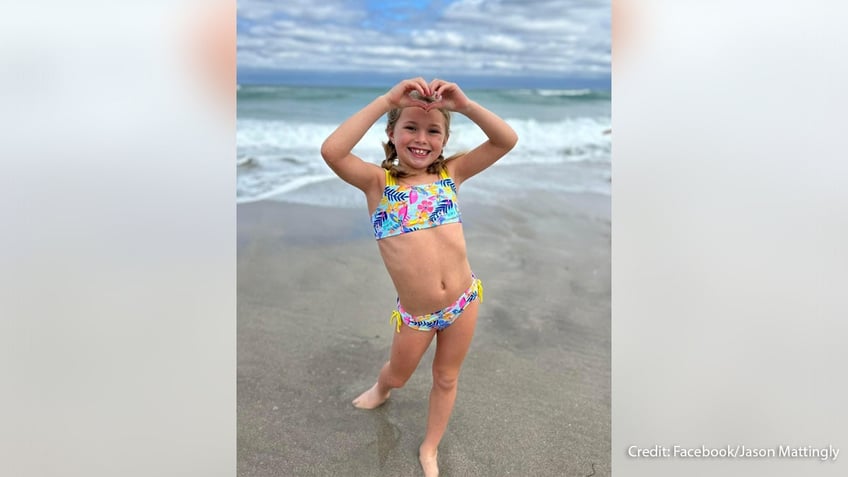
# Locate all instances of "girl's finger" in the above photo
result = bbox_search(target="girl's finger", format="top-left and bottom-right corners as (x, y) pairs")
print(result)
(397, 78), (423, 97)
(429, 79), (446, 95)
(411, 77), (431, 96)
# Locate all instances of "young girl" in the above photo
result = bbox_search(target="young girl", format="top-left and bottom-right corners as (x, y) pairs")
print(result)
(320, 77), (517, 477)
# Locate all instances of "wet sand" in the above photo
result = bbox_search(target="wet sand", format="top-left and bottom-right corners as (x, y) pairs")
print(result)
(238, 188), (610, 476)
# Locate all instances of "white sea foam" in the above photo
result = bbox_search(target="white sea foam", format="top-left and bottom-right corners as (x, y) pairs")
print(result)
(238, 118), (610, 163)
(236, 85), (610, 205)
(536, 88), (592, 97)
(236, 173), (337, 204)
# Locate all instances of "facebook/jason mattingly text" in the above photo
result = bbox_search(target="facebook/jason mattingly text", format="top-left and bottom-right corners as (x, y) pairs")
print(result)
(628, 444), (839, 461)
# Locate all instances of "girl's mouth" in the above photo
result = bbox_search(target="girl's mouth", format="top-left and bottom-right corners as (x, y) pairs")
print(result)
(409, 147), (430, 158)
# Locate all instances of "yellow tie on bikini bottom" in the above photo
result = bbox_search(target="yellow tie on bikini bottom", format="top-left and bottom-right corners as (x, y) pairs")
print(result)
(475, 278), (484, 303)
(390, 310), (403, 334)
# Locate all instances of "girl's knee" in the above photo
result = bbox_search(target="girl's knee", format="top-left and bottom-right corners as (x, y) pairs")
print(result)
(431, 368), (459, 391)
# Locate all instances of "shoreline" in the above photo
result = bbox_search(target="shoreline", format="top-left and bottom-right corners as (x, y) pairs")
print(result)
(239, 160), (611, 212)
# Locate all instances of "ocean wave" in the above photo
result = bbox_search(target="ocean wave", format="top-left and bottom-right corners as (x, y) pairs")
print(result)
(486, 88), (610, 103)
(238, 117), (610, 154)
(237, 84), (379, 102)
(447, 117), (611, 165)
(237, 86), (610, 204)
(237, 173), (337, 204)
(536, 88), (592, 97)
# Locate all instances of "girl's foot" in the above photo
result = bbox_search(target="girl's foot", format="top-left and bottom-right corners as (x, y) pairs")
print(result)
(419, 446), (439, 477)
(352, 383), (390, 409)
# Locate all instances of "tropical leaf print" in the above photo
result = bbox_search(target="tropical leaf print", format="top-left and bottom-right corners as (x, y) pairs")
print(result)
(384, 188), (408, 202)
(442, 178), (458, 194)
(373, 210), (387, 230)
(429, 199), (455, 222)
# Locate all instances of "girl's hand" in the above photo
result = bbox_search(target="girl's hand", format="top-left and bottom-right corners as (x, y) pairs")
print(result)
(383, 78), (434, 109)
(427, 79), (471, 113)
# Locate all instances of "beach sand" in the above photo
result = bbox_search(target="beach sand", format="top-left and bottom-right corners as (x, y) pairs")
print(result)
(238, 187), (610, 476)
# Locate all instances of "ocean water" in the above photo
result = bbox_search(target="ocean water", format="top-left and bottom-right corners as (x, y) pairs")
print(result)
(237, 85), (611, 207)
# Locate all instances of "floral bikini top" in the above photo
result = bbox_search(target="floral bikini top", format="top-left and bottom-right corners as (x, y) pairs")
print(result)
(371, 168), (462, 240)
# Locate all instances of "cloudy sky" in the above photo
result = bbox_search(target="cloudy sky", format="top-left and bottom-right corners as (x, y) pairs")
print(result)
(237, 0), (610, 89)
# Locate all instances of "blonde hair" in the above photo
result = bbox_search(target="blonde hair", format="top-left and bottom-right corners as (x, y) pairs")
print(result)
(381, 107), (465, 177)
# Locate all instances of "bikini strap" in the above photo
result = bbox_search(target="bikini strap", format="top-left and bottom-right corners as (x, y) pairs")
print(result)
(385, 169), (397, 186)
(438, 167), (450, 180)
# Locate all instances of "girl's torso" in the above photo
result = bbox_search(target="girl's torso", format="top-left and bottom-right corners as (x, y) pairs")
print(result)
(366, 168), (472, 315)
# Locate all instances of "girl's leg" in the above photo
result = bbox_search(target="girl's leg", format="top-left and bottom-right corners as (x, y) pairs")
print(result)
(352, 323), (436, 409)
(419, 300), (479, 477)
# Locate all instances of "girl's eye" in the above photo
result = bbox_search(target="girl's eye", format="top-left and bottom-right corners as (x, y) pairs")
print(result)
(405, 126), (416, 131)
(429, 130), (441, 134)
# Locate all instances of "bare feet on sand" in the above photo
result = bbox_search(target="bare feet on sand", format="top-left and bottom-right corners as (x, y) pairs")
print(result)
(351, 383), (390, 409)
(419, 447), (439, 477)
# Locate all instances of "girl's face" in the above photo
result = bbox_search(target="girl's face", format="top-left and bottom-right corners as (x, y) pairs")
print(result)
(388, 107), (448, 173)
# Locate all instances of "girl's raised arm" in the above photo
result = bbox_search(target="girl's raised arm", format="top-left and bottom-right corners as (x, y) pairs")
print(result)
(320, 78), (433, 192)
(429, 79), (518, 184)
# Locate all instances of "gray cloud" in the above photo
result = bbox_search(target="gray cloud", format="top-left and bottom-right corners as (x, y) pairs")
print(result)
(238, 0), (609, 83)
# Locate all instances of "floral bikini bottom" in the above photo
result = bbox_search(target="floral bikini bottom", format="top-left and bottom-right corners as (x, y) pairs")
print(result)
(390, 274), (483, 333)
